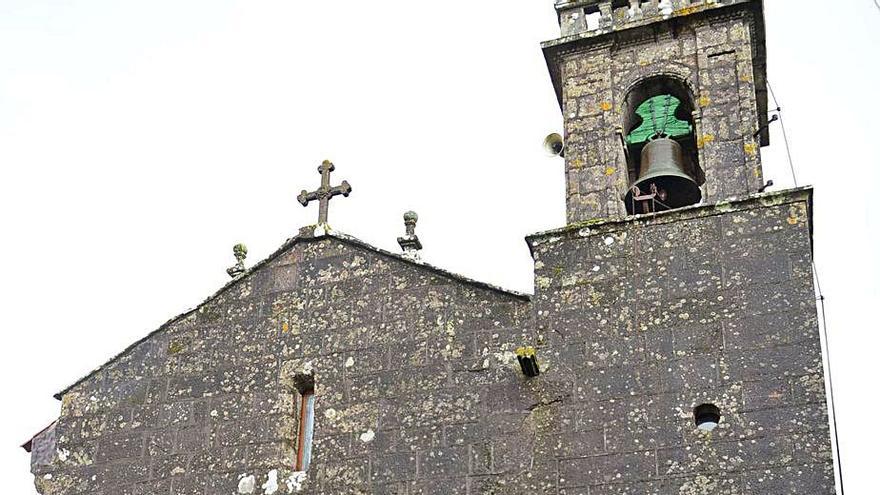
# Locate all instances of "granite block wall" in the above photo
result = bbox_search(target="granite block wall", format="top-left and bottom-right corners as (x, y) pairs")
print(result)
(546, 1), (767, 223)
(29, 189), (834, 494)
(526, 188), (834, 493)
(30, 234), (545, 494)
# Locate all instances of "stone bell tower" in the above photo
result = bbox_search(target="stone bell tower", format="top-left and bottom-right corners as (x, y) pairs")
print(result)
(543, 0), (769, 223)
(525, 1), (837, 493)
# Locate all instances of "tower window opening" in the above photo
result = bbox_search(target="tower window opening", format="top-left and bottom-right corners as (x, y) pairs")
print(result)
(585, 11), (602, 31)
(622, 77), (704, 215)
(694, 403), (721, 432)
(294, 375), (316, 471)
(584, 5), (602, 31)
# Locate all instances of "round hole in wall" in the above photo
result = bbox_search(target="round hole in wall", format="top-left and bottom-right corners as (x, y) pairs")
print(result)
(693, 403), (721, 431)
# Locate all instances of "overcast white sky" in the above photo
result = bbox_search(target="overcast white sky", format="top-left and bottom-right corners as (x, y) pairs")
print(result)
(1, 1), (878, 492)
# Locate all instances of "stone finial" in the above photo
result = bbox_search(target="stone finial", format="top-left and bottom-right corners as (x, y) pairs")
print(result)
(397, 211), (423, 260)
(403, 211), (418, 235)
(226, 243), (248, 278)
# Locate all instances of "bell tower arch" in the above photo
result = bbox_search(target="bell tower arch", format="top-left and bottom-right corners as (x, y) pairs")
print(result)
(543, 0), (769, 223)
(621, 75), (704, 214)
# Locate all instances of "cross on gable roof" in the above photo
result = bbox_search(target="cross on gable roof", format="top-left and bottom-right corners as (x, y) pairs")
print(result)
(297, 160), (352, 225)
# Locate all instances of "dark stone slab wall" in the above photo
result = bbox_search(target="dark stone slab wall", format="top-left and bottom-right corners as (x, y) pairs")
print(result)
(526, 188), (834, 494)
(29, 188), (835, 495)
(30, 236), (538, 494)
(545, 2), (767, 224)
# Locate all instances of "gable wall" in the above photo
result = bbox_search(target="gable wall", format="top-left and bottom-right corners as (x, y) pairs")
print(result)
(31, 237), (532, 495)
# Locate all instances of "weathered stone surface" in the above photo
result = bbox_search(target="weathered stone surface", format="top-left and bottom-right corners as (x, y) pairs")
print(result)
(27, 189), (833, 494)
(524, 188), (833, 494)
(31, 232), (534, 494)
(25, 2), (833, 493)
(545, 0), (768, 224)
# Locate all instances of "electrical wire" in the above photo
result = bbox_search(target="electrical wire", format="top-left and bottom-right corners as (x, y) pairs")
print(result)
(814, 262), (846, 495)
(768, 80), (846, 495)
(767, 82), (799, 187)
(874, 0), (880, 14)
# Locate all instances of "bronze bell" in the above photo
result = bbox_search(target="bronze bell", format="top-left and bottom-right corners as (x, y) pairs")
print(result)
(624, 137), (701, 214)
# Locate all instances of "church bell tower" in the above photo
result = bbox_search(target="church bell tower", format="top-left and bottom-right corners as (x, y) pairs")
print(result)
(527, 1), (838, 492)
(543, 0), (769, 223)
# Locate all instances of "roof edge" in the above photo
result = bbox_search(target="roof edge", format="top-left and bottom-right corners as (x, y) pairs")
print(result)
(540, 0), (759, 50)
(53, 232), (301, 400)
(53, 226), (529, 400)
(21, 421), (57, 453)
(541, 0), (767, 145)
(324, 230), (531, 300)
(526, 186), (814, 253)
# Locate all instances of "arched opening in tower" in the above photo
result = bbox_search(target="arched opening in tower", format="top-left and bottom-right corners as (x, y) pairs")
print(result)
(622, 76), (704, 215)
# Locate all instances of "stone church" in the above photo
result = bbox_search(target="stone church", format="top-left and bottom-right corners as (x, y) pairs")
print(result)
(23, 1), (837, 493)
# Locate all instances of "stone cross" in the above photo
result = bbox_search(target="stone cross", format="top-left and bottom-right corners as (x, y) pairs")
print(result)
(397, 211), (423, 260)
(297, 160), (352, 225)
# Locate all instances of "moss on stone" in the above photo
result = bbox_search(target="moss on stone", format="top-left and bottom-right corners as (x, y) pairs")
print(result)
(168, 341), (185, 355)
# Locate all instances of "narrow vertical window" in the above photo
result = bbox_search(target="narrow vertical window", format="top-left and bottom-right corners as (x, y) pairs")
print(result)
(295, 377), (316, 471)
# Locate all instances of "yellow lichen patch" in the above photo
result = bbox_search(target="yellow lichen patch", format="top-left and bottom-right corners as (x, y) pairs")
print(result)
(744, 142), (758, 157)
(675, 5), (703, 17)
(282, 322), (290, 333)
(697, 134), (715, 148)
(740, 73), (753, 83)
(599, 101), (613, 112)
(679, 474), (722, 494)
(797, 374), (825, 396)
(730, 23), (746, 41)
(698, 95), (711, 108)
(168, 341), (185, 355)
(36, 473), (79, 495)
(571, 158), (584, 170)
(587, 287), (603, 305)
(536, 276), (552, 289)
(582, 194), (601, 209)
(61, 392), (83, 417)
(69, 450), (94, 466)
(604, 166), (616, 176)
(515, 346), (536, 358)
(788, 204), (808, 225)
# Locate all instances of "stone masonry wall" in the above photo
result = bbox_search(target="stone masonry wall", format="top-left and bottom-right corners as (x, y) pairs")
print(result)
(30, 189), (835, 495)
(556, 4), (766, 223)
(527, 188), (834, 493)
(31, 235), (541, 495)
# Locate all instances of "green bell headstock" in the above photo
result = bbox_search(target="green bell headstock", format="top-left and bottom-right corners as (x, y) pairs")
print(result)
(626, 94), (693, 145)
